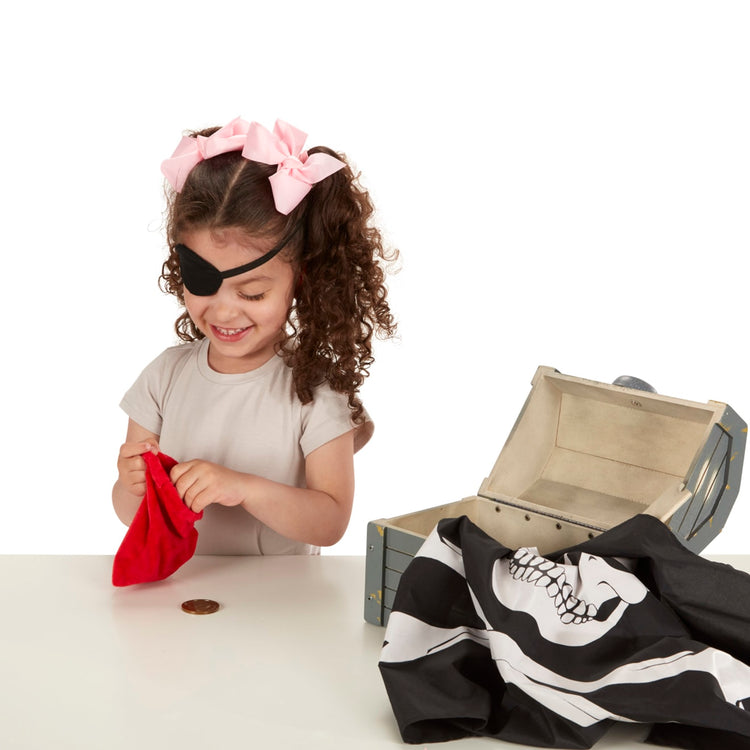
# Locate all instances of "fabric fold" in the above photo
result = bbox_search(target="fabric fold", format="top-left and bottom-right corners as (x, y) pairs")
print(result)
(379, 515), (750, 749)
(112, 452), (202, 586)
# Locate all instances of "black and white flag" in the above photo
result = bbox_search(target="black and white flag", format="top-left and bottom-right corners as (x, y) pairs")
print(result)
(379, 514), (750, 749)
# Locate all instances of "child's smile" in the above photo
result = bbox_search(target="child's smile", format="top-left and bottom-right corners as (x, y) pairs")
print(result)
(211, 324), (253, 342)
(179, 227), (296, 374)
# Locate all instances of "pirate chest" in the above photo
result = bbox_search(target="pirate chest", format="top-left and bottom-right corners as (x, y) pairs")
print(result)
(364, 366), (747, 625)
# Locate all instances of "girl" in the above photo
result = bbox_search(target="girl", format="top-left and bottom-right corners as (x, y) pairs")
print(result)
(113, 118), (397, 555)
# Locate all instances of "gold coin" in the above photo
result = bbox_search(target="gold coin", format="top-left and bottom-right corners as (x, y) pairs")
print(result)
(181, 599), (220, 615)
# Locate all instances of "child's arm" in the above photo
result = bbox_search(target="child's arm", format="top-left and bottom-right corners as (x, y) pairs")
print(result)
(112, 419), (161, 526)
(169, 430), (356, 547)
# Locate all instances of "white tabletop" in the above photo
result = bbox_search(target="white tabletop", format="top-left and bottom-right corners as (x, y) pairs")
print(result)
(1, 553), (746, 750)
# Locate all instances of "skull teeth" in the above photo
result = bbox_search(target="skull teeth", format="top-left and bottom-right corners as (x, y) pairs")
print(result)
(508, 550), (600, 625)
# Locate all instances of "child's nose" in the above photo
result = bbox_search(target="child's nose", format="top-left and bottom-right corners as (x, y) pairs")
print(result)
(210, 292), (243, 322)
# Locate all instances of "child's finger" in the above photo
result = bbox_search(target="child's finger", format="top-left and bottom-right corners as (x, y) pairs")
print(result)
(119, 441), (159, 459)
(169, 460), (196, 485)
(170, 462), (206, 507)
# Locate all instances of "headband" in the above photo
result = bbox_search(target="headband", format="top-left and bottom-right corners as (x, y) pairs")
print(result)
(161, 117), (345, 215)
(176, 223), (302, 296)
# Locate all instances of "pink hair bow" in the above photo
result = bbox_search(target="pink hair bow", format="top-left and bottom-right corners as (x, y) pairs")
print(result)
(161, 117), (251, 191)
(242, 120), (346, 215)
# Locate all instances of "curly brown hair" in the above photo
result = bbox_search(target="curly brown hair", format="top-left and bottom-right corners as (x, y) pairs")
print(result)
(159, 126), (398, 423)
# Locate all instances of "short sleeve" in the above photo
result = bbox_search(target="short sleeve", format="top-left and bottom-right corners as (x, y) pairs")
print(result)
(299, 386), (374, 457)
(119, 345), (189, 435)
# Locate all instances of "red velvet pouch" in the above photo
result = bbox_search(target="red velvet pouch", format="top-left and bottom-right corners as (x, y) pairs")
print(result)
(112, 451), (203, 586)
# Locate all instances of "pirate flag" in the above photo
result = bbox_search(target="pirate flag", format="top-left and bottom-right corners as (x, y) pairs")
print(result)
(379, 514), (750, 749)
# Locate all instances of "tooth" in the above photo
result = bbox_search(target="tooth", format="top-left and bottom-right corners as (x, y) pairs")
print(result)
(554, 593), (563, 608)
(538, 561), (555, 571)
(548, 583), (560, 597)
(536, 575), (551, 587)
(562, 584), (573, 599)
(587, 604), (598, 617)
(527, 570), (542, 583)
(573, 600), (587, 615)
(561, 612), (575, 624)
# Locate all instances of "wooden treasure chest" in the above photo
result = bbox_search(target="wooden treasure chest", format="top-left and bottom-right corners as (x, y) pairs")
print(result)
(364, 366), (747, 625)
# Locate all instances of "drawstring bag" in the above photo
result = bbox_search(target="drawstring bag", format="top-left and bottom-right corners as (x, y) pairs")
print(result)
(112, 452), (202, 586)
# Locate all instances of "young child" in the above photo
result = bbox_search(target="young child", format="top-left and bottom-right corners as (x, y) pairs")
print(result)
(113, 118), (397, 555)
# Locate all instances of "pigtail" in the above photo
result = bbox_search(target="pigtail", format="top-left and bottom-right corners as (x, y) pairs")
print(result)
(285, 147), (398, 423)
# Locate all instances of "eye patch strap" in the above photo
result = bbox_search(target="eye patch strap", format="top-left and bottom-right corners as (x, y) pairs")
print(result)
(176, 223), (301, 296)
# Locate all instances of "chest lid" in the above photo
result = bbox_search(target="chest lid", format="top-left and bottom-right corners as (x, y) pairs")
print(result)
(478, 366), (746, 550)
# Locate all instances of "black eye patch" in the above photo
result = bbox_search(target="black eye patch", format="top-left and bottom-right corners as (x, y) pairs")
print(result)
(176, 225), (300, 296)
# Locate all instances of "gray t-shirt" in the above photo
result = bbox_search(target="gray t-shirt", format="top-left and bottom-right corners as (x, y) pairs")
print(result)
(120, 339), (373, 555)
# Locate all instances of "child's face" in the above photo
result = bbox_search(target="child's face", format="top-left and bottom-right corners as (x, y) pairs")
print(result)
(179, 227), (296, 374)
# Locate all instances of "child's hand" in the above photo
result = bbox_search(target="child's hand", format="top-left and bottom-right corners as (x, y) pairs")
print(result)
(116, 440), (160, 498)
(169, 460), (248, 513)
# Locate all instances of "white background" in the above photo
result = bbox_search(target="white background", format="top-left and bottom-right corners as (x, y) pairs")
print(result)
(2, 1), (748, 556)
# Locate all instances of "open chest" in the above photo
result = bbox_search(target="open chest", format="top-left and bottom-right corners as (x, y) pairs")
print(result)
(364, 366), (746, 625)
